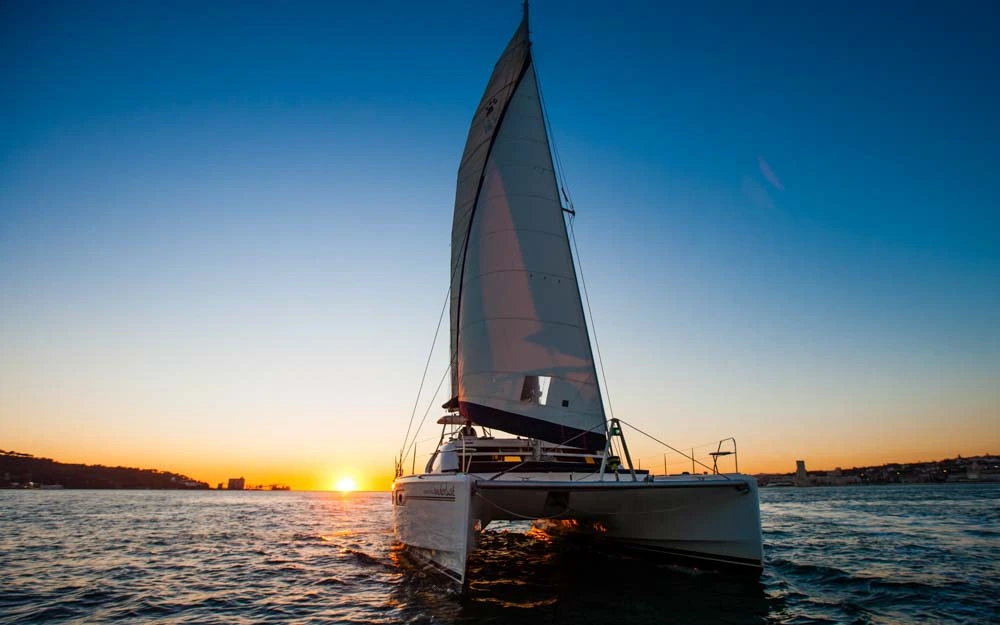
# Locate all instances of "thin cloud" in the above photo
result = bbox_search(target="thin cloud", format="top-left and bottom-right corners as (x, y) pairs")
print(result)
(758, 156), (785, 191)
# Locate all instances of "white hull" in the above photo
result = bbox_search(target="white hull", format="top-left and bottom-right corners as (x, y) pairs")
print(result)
(392, 472), (763, 586)
(391, 474), (478, 585)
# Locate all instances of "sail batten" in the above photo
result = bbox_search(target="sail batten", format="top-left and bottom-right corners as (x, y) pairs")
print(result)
(449, 15), (606, 451)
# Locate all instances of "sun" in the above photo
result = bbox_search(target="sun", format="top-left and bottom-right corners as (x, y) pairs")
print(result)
(334, 476), (358, 492)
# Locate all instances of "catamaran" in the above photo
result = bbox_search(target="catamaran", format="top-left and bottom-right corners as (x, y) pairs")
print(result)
(392, 4), (763, 589)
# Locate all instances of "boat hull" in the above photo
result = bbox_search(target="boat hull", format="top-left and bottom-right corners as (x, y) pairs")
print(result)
(392, 472), (763, 584)
(477, 474), (763, 575)
(392, 474), (478, 587)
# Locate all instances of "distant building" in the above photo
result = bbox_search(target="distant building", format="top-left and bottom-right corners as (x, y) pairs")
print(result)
(795, 460), (810, 486)
(968, 461), (980, 481)
(228, 477), (245, 490)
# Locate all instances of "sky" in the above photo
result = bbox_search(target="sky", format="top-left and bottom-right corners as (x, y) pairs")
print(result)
(2, 1), (997, 490)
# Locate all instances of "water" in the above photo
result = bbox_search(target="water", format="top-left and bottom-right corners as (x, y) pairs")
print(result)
(1, 484), (996, 624)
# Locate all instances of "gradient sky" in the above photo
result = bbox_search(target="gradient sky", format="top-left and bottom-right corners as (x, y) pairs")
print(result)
(2, 1), (997, 490)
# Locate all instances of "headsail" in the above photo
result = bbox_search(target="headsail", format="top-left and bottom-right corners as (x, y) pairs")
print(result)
(448, 10), (607, 451)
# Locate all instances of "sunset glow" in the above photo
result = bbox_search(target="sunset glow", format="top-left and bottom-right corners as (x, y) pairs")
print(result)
(0, 2), (997, 494)
(335, 476), (358, 493)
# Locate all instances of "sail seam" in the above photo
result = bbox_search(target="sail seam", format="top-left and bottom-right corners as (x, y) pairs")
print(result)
(461, 372), (600, 386)
(479, 163), (554, 173)
(474, 226), (566, 240)
(489, 137), (548, 146)
(458, 164), (553, 188)
(476, 193), (559, 203)
(456, 193), (557, 211)
(466, 268), (573, 281)
(459, 317), (586, 330)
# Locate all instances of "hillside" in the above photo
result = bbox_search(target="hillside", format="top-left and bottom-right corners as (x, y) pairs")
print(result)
(0, 450), (209, 489)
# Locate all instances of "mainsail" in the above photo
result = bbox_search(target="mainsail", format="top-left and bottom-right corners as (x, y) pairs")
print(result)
(448, 10), (607, 451)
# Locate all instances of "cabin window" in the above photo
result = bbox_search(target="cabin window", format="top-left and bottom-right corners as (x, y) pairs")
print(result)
(520, 375), (551, 405)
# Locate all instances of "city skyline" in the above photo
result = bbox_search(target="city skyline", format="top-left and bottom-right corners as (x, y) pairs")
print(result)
(2, 1), (998, 490)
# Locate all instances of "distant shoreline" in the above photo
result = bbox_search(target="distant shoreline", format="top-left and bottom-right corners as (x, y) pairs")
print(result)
(1, 450), (209, 490)
(759, 480), (998, 488)
(754, 454), (998, 487)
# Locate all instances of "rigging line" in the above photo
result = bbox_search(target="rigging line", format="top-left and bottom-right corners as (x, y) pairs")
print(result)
(534, 55), (615, 423)
(398, 287), (450, 464)
(569, 219), (616, 421)
(533, 60), (573, 210)
(402, 364), (452, 471)
(616, 419), (731, 480)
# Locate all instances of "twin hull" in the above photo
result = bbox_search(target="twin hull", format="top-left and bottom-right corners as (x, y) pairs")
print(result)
(392, 473), (763, 586)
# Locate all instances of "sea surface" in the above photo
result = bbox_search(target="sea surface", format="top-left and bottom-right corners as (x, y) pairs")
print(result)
(1, 484), (997, 624)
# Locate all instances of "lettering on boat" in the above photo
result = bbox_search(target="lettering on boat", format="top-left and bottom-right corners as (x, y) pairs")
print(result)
(404, 483), (457, 502)
(430, 484), (456, 498)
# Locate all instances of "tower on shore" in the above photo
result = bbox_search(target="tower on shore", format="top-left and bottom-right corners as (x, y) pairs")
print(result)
(795, 460), (810, 486)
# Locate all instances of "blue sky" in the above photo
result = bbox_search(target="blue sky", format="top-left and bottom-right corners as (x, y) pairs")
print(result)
(1, 1), (997, 486)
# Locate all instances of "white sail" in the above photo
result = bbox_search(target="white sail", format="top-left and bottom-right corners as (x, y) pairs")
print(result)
(449, 15), (606, 450)
(449, 17), (530, 402)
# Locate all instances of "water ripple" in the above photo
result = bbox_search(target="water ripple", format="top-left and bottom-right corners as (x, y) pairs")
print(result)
(0, 485), (997, 624)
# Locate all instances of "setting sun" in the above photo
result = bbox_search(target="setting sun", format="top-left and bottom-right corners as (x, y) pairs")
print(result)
(335, 476), (358, 492)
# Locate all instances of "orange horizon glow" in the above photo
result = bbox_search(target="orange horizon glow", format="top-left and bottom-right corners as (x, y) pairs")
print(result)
(7, 441), (995, 493)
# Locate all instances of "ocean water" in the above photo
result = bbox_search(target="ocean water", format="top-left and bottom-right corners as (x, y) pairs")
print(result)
(0, 484), (997, 624)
